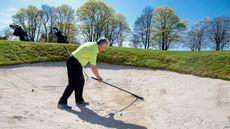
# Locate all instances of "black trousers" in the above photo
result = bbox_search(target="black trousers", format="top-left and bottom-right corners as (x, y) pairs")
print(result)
(58, 55), (85, 104)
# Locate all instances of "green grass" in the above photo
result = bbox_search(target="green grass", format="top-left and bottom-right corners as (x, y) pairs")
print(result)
(0, 40), (230, 80)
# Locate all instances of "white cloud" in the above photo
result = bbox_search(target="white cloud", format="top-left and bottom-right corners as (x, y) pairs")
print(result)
(8, 8), (18, 12)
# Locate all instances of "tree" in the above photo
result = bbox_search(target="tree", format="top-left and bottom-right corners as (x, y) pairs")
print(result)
(104, 13), (130, 47)
(12, 8), (27, 30)
(76, 0), (113, 42)
(132, 6), (153, 49)
(206, 16), (230, 51)
(0, 27), (13, 40)
(152, 7), (187, 50)
(47, 6), (58, 42)
(104, 9), (118, 46)
(131, 32), (141, 48)
(114, 13), (130, 47)
(185, 18), (209, 51)
(24, 6), (42, 41)
(40, 5), (49, 42)
(12, 4), (77, 43)
(35, 10), (44, 42)
(55, 4), (77, 43)
(12, 6), (42, 41)
(40, 4), (57, 42)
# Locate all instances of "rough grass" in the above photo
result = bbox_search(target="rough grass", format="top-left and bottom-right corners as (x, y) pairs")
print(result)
(0, 40), (230, 80)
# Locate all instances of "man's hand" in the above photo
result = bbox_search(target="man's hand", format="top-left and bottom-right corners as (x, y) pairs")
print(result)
(91, 64), (103, 82)
(97, 76), (103, 82)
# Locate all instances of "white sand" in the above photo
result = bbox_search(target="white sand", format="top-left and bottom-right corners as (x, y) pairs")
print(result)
(0, 62), (230, 129)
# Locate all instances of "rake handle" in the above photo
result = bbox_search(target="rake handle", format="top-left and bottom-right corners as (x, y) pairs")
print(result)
(91, 77), (144, 101)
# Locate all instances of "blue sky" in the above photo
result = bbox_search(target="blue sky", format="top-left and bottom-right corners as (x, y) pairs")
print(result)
(0, 0), (230, 31)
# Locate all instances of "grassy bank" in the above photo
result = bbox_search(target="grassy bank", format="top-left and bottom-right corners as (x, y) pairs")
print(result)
(0, 40), (229, 80)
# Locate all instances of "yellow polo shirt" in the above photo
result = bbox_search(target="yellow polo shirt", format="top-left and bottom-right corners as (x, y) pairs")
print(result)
(72, 42), (99, 66)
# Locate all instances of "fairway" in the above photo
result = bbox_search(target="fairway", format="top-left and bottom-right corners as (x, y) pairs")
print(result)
(0, 62), (229, 129)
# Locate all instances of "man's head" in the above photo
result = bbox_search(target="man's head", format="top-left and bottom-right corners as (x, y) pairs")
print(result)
(97, 37), (109, 53)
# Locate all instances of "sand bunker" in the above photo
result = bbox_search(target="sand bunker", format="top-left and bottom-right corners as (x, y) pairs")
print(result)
(0, 62), (230, 129)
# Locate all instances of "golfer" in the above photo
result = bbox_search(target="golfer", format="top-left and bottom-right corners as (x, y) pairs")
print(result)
(58, 37), (109, 109)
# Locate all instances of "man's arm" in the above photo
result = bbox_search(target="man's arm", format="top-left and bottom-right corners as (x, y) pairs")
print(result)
(91, 64), (103, 82)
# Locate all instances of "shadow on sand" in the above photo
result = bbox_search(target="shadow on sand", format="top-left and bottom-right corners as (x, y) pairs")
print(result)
(63, 105), (147, 129)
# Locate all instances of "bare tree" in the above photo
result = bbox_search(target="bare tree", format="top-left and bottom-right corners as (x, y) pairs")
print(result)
(39, 5), (59, 42)
(185, 18), (209, 51)
(133, 6), (153, 49)
(206, 16), (230, 50)
(0, 27), (13, 40)
(131, 32), (141, 48)
(40, 5), (53, 42)
(35, 10), (44, 42)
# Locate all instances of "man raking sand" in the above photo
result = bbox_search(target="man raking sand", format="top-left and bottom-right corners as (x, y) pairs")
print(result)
(58, 37), (108, 109)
